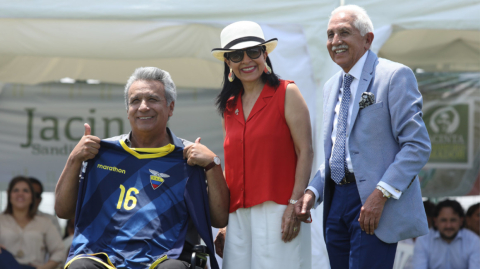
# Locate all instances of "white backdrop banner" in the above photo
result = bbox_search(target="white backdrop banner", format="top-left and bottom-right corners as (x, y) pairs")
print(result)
(0, 82), (127, 191)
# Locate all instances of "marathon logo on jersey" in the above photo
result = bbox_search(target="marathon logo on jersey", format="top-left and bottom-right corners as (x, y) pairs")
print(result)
(149, 169), (170, 190)
(97, 164), (126, 174)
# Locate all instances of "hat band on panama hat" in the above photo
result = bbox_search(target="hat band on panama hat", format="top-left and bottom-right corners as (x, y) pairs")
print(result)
(224, 36), (266, 49)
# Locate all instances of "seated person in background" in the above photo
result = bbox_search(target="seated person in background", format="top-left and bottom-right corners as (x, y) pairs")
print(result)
(55, 67), (229, 269)
(413, 199), (480, 269)
(0, 176), (65, 269)
(29, 177), (62, 234)
(465, 203), (479, 237)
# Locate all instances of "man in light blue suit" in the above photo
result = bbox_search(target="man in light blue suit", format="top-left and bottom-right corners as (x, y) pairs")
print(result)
(295, 5), (431, 269)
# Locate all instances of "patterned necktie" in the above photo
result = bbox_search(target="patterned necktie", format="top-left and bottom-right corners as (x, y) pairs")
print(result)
(331, 74), (353, 184)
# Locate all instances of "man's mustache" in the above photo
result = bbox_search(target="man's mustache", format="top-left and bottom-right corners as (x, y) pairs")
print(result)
(332, 44), (349, 51)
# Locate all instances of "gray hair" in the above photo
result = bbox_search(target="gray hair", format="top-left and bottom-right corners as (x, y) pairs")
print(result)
(124, 67), (177, 110)
(330, 5), (374, 36)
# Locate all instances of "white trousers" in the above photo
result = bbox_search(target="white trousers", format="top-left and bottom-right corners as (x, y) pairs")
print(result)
(222, 201), (311, 269)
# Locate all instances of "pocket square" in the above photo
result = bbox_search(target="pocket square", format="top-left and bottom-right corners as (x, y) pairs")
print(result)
(359, 92), (375, 109)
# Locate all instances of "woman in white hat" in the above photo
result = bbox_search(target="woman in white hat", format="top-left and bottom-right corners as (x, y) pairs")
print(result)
(212, 21), (313, 269)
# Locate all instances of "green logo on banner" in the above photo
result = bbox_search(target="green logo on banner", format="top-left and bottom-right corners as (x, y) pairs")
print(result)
(424, 103), (469, 164)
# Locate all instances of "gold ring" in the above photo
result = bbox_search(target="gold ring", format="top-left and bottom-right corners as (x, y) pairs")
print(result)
(293, 227), (298, 232)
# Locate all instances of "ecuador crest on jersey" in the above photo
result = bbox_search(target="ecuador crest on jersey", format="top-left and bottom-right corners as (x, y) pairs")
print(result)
(149, 169), (169, 190)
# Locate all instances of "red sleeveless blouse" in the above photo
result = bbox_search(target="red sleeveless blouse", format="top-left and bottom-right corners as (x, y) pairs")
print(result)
(223, 79), (297, 213)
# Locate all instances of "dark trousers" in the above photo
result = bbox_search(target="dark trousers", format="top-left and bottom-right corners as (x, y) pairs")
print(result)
(67, 258), (190, 269)
(0, 249), (35, 269)
(325, 181), (397, 269)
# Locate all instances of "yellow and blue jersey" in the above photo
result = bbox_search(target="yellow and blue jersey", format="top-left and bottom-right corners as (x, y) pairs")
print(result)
(66, 139), (218, 269)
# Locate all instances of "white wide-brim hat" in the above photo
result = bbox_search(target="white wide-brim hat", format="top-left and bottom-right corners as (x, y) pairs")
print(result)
(211, 21), (278, 61)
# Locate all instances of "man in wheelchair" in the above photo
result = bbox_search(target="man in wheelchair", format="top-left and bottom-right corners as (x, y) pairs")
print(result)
(55, 67), (229, 269)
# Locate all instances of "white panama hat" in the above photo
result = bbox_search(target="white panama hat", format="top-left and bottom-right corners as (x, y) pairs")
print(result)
(211, 21), (278, 61)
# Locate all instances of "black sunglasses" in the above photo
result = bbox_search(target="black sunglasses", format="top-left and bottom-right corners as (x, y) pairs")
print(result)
(225, 46), (264, 63)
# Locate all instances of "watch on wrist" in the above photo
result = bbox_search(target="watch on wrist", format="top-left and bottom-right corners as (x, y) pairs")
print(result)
(204, 156), (221, 172)
(376, 185), (392, 199)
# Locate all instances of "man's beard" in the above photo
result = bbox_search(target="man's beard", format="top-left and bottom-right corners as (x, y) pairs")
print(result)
(440, 229), (459, 242)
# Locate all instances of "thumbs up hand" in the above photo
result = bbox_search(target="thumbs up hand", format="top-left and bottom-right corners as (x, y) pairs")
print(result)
(183, 137), (216, 167)
(69, 123), (101, 164)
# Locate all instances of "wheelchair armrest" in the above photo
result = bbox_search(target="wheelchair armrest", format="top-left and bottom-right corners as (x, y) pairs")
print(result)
(191, 244), (208, 269)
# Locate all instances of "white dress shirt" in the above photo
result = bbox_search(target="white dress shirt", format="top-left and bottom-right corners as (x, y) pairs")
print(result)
(308, 50), (401, 200)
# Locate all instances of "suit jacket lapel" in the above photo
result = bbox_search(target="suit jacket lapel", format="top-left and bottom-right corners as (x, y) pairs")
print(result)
(347, 51), (377, 135)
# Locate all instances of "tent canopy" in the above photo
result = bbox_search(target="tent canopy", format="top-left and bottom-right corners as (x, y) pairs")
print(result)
(1, 0), (478, 86)
(363, 0), (480, 72)
(379, 29), (479, 72)
(0, 0), (335, 88)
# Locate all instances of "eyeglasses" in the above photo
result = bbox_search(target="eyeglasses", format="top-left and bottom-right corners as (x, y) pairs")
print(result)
(225, 46), (264, 63)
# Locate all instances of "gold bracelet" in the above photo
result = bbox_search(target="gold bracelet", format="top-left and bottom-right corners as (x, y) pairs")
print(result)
(288, 199), (298, 205)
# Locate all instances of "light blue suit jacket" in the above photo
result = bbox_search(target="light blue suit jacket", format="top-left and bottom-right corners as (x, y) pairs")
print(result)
(309, 51), (431, 243)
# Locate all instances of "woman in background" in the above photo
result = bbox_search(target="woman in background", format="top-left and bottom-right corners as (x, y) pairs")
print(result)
(0, 176), (65, 269)
(211, 21), (313, 269)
